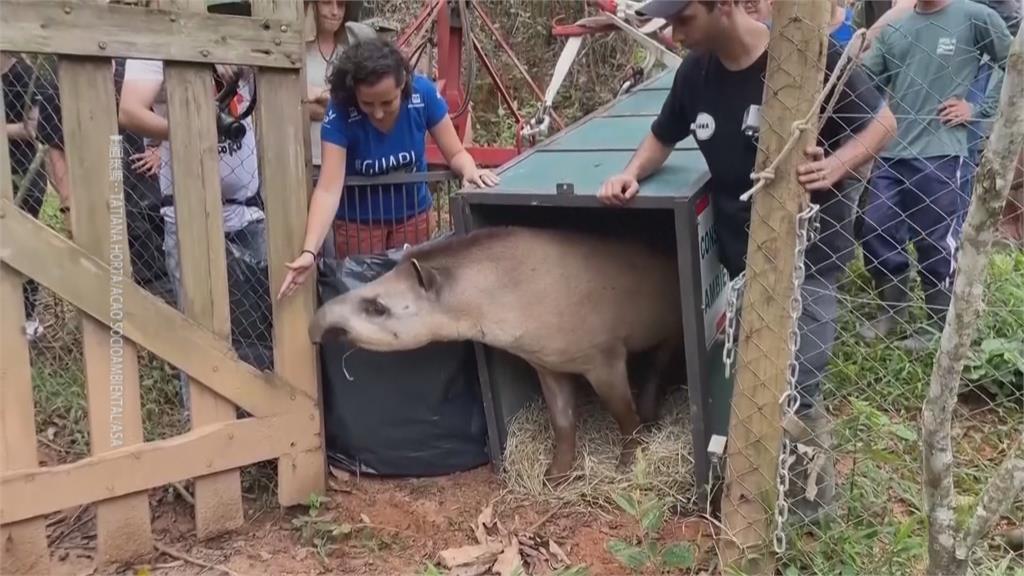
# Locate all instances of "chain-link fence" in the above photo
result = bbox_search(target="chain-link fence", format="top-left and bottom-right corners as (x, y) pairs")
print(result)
(3, 48), (460, 456)
(3, 53), (185, 481)
(710, 3), (1023, 574)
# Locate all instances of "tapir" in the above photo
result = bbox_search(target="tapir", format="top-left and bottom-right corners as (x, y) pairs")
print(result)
(308, 226), (684, 482)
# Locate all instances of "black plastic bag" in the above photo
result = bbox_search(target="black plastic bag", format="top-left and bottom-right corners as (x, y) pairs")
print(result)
(225, 226), (274, 373)
(316, 235), (489, 477)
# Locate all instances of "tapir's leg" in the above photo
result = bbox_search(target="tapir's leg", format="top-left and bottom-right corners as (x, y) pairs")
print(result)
(637, 340), (676, 425)
(534, 365), (578, 484)
(583, 347), (642, 472)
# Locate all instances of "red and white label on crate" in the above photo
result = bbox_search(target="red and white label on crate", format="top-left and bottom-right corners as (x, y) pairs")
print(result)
(695, 191), (729, 349)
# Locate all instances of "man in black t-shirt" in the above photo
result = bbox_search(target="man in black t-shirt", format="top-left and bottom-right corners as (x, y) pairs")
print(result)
(598, 0), (896, 524)
(35, 58), (173, 304)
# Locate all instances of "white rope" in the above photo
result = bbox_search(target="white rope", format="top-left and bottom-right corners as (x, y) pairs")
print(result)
(739, 28), (869, 203)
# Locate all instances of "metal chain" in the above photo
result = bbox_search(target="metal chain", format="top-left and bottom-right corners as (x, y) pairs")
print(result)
(773, 202), (820, 555)
(723, 270), (746, 377)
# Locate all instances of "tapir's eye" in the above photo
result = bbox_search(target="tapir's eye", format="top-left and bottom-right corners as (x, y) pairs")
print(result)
(362, 298), (390, 317)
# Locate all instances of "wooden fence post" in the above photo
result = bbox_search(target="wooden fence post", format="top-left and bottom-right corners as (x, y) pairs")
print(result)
(0, 73), (51, 576)
(252, 0), (327, 506)
(59, 56), (155, 564)
(165, 0), (244, 539)
(718, 1), (831, 573)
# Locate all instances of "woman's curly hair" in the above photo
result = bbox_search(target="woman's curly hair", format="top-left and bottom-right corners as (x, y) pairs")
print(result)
(327, 37), (413, 108)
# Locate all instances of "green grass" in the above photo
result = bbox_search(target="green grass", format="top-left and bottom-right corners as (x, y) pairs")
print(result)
(778, 248), (1024, 575)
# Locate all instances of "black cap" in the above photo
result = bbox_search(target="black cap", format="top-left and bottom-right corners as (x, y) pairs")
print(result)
(636, 0), (691, 19)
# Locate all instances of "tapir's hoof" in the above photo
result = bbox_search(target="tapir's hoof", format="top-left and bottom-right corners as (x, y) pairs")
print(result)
(615, 453), (635, 474)
(543, 462), (573, 488)
(616, 441), (640, 473)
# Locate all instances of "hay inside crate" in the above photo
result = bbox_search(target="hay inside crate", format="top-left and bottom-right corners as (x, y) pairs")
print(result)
(500, 385), (696, 512)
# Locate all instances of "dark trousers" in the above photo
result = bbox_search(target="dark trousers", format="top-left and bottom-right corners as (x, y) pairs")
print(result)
(861, 156), (966, 289)
(961, 60), (994, 211)
(735, 273), (840, 413)
(13, 169), (48, 320)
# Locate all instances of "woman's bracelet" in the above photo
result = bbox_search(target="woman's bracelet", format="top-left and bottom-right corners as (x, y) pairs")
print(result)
(300, 249), (319, 262)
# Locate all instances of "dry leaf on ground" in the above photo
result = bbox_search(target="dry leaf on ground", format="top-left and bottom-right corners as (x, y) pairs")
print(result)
(491, 539), (522, 576)
(549, 539), (570, 566)
(475, 503), (494, 544)
(439, 543), (504, 569)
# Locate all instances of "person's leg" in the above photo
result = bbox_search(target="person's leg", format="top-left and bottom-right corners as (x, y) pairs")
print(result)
(901, 156), (964, 352)
(161, 210), (190, 422)
(858, 159), (912, 340)
(17, 168), (49, 339)
(788, 272), (841, 524)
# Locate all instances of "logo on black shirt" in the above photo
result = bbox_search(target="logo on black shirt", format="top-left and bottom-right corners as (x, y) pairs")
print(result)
(693, 112), (716, 141)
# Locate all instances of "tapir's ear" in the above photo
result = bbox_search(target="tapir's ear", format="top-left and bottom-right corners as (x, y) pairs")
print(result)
(410, 258), (439, 293)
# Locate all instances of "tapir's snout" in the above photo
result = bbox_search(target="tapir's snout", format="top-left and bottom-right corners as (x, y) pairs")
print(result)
(308, 305), (346, 343)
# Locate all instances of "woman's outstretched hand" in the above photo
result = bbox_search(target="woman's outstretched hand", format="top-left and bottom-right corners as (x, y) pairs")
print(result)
(277, 251), (317, 301)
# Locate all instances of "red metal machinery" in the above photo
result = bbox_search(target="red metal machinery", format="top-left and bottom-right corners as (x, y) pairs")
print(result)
(397, 0), (564, 168)
(397, 0), (677, 169)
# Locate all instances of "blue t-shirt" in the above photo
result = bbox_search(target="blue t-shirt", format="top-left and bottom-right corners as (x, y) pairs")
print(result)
(321, 74), (448, 223)
(829, 8), (855, 48)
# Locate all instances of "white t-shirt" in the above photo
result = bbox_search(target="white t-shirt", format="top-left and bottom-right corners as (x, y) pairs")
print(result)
(305, 42), (333, 168)
(122, 59), (262, 232)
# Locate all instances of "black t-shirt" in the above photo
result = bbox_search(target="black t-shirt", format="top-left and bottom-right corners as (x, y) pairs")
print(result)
(651, 39), (883, 278)
(36, 58), (148, 161)
(35, 73), (63, 152)
(2, 57), (40, 176)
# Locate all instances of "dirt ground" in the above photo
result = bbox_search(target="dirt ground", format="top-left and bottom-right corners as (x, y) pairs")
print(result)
(48, 465), (715, 576)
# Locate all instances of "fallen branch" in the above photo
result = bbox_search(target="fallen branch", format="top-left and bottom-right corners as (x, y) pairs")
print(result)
(526, 502), (565, 534)
(37, 434), (68, 455)
(171, 482), (195, 506)
(50, 505), (88, 548)
(920, 25), (1024, 576)
(352, 521), (419, 540)
(154, 542), (243, 576)
(956, 443), (1024, 559)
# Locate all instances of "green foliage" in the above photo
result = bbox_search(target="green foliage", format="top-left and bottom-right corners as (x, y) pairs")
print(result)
(963, 250), (1024, 399)
(420, 564), (445, 576)
(289, 495), (397, 563)
(291, 495), (343, 562)
(607, 490), (696, 573)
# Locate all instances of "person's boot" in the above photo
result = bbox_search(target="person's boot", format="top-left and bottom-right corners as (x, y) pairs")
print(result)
(783, 405), (836, 527)
(899, 283), (952, 353)
(858, 273), (910, 341)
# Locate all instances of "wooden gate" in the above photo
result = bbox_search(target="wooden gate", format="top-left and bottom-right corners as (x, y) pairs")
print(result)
(0, 1), (324, 572)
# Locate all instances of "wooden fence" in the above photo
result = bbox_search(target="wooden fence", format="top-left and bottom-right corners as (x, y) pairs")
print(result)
(0, 1), (325, 572)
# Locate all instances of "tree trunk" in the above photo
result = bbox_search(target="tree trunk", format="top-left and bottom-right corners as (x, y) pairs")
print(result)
(921, 26), (1024, 576)
(718, 2), (831, 574)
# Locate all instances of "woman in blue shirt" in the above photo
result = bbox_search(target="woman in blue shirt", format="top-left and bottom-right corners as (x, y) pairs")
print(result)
(278, 37), (499, 299)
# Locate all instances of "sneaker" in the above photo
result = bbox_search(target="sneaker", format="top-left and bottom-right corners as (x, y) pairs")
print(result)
(24, 318), (43, 342)
(898, 284), (952, 354)
(858, 273), (910, 341)
(783, 406), (836, 527)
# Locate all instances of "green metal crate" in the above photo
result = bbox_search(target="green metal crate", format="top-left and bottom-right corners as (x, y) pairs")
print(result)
(453, 64), (734, 493)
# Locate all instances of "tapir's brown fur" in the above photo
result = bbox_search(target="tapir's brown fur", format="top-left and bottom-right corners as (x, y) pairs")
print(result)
(309, 226), (684, 482)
